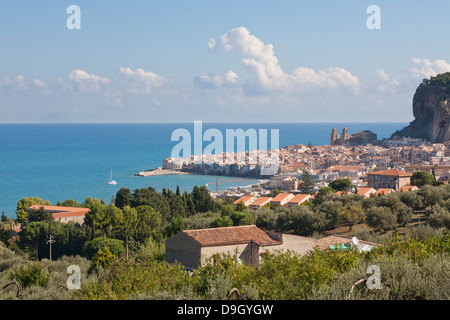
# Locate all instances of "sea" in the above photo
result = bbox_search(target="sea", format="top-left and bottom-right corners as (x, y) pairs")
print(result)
(0, 122), (407, 218)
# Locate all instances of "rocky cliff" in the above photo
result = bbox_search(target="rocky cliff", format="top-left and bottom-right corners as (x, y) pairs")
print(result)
(391, 73), (450, 143)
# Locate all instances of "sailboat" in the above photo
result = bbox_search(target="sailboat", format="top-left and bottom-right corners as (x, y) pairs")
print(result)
(107, 169), (117, 185)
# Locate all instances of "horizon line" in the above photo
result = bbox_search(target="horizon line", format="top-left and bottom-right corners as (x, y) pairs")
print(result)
(0, 121), (411, 125)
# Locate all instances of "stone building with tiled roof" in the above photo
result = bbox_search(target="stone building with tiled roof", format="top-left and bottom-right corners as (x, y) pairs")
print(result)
(165, 225), (283, 270)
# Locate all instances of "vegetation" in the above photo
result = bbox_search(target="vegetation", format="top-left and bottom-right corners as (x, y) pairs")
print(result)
(0, 183), (449, 300)
(411, 171), (436, 187)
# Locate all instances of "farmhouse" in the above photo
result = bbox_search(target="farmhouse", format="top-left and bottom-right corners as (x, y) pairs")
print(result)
(165, 225), (283, 270)
(27, 205), (90, 225)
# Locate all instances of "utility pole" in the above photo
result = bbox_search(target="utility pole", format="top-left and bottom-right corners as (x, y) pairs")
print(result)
(47, 235), (55, 261)
(126, 236), (129, 260)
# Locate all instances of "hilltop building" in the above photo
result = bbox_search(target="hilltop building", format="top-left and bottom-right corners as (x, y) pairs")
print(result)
(27, 205), (90, 225)
(330, 127), (378, 146)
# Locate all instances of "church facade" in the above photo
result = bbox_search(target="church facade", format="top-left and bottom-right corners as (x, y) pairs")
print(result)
(330, 127), (378, 146)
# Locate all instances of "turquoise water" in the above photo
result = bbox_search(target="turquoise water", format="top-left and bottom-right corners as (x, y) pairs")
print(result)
(0, 122), (407, 218)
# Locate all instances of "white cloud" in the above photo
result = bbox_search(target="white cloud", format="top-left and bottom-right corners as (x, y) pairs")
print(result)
(373, 69), (399, 93)
(68, 69), (110, 92)
(208, 27), (360, 95)
(33, 79), (52, 94)
(1, 75), (28, 90)
(119, 67), (165, 94)
(104, 89), (123, 107)
(194, 70), (239, 89)
(33, 79), (47, 88)
(411, 58), (450, 79)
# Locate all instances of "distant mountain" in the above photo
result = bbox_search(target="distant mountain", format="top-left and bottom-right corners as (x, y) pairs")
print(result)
(391, 72), (450, 143)
(39, 113), (73, 123)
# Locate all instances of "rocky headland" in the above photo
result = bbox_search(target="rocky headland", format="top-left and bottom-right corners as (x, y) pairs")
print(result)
(391, 72), (450, 143)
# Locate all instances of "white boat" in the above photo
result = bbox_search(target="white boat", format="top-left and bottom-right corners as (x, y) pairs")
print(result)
(107, 169), (117, 185)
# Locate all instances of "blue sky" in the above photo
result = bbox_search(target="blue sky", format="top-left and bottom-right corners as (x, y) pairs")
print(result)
(1, 0), (449, 123)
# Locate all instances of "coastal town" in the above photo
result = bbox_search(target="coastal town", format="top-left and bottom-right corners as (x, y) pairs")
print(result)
(147, 126), (450, 201)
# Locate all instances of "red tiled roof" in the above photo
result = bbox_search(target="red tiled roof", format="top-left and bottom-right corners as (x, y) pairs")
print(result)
(249, 196), (272, 206)
(183, 225), (282, 247)
(375, 188), (394, 195)
(367, 169), (411, 177)
(399, 185), (418, 192)
(270, 193), (293, 202)
(233, 195), (254, 205)
(356, 187), (375, 195)
(287, 194), (311, 203)
(28, 205), (90, 218)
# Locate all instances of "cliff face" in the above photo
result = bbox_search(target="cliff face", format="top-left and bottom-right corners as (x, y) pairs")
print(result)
(392, 74), (450, 143)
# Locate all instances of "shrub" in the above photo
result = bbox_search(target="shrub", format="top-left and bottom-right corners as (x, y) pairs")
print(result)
(88, 246), (118, 274)
(82, 237), (125, 259)
(9, 263), (49, 289)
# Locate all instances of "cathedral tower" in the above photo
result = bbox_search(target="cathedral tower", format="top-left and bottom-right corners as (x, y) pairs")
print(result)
(330, 127), (339, 145)
(342, 126), (350, 141)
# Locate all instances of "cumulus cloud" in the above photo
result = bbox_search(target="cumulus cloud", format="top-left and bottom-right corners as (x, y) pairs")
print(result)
(68, 69), (110, 92)
(194, 70), (239, 89)
(411, 58), (450, 79)
(119, 67), (165, 94)
(373, 69), (399, 93)
(1, 75), (28, 90)
(208, 27), (360, 95)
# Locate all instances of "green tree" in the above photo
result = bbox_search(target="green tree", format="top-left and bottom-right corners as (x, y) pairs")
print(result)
(230, 211), (254, 226)
(27, 207), (54, 223)
(115, 188), (132, 209)
(269, 188), (281, 198)
(366, 207), (397, 232)
(337, 206), (366, 231)
(164, 217), (186, 237)
(16, 197), (51, 224)
(300, 170), (315, 195)
(314, 187), (336, 205)
(411, 171), (436, 187)
(235, 201), (247, 212)
(329, 178), (352, 192)
(211, 216), (233, 228)
(19, 221), (46, 259)
(1, 211), (8, 222)
(56, 199), (83, 207)
(88, 246), (118, 274)
(82, 236), (125, 259)
(192, 186), (215, 213)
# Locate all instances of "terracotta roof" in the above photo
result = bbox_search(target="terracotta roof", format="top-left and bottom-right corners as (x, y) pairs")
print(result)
(375, 188), (394, 195)
(249, 196), (272, 206)
(287, 194), (311, 203)
(270, 193), (293, 202)
(327, 165), (365, 172)
(356, 187), (375, 195)
(367, 169), (411, 177)
(233, 195), (254, 205)
(399, 185), (418, 192)
(28, 205), (90, 218)
(183, 225), (282, 247)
